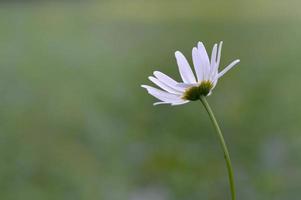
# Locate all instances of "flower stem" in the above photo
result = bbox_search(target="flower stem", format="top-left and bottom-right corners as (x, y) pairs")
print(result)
(200, 96), (236, 200)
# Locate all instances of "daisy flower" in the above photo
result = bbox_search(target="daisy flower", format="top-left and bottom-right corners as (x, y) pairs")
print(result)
(141, 41), (240, 105)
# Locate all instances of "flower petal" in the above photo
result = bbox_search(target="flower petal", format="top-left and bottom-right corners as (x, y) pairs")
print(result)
(148, 76), (182, 95)
(210, 44), (218, 69)
(176, 83), (196, 89)
(141, 85), (181, 102)
(153, 71), (185, 92)
(171, 100), (189, 106)
(218, 59), (240, 78)
(192, 47), (204, 82)
(209, 43), (218, 81)
(153, 102), (171, 106)
(216, 41), (223, 69)
(154, 100), (188, 106)
(197, 42), (210, 80)
(175, 51), (196, 84)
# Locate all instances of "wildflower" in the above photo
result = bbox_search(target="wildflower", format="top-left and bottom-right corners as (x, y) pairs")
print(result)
(141, 41), (240, 105)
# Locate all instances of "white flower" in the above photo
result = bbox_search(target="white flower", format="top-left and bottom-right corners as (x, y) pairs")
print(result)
(141, 41), (240, 106)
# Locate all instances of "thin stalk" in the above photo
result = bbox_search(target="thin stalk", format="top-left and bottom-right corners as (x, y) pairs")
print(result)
(200, 96), (236, 200)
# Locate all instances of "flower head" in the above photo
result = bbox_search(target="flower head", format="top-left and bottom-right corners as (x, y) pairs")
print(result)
(141, 41), (240, 105)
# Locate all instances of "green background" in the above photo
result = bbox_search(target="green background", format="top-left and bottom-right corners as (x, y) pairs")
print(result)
(0, 0), (300, 199)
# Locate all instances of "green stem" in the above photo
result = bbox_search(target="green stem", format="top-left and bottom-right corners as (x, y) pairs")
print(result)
(200, 96), (236, 200)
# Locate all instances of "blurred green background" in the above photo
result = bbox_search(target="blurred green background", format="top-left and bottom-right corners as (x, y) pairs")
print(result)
(0, 0), (301, 199)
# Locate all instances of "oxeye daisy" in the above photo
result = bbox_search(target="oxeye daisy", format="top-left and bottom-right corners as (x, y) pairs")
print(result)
(141, 41), (241, 200)
(141, 41), (240, 105)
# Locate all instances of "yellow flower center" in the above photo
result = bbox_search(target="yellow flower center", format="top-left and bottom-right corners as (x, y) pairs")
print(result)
(182, 81), (213, 100)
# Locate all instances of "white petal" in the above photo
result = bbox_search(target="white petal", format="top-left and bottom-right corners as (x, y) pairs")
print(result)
(216, 41), (223, 69)
(153, 71), (185, 92)
(175, 51), (196, 84)
(218, 59), (240, 78)
(153, 102), (170, 106)
(171, 100), (189, 106)
(141, 85), (181, 102)
(153, 71), (177, 85)
(154, 100), (188, 106)
(197, 42), (210, 64)
(212, 76), (218, 87)
(176, 83), (196, 89)
(192, 47), (204, 82)
(209, 70), (218, 84)
(197, 42), (210, 80)
(209, 43), (218, 80)
(209, 42), (222, 82)
(211, 78), (218, 91)
(148, 76), (182, 95)
(210, 44), (218, 69)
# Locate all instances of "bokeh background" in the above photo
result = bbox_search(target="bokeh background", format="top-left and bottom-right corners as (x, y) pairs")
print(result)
(0, 0), (301, 199)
